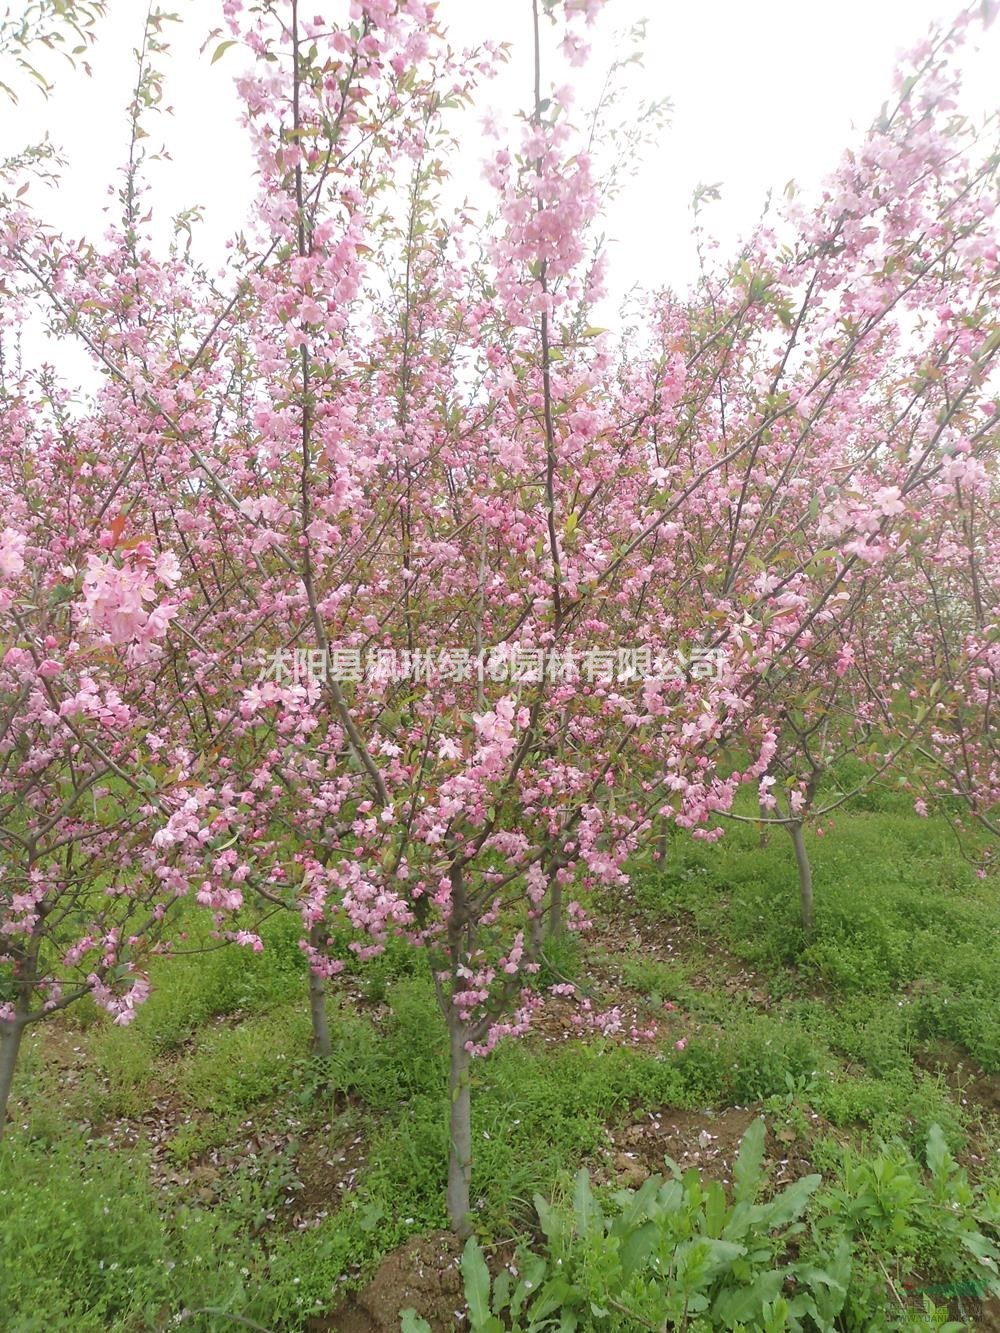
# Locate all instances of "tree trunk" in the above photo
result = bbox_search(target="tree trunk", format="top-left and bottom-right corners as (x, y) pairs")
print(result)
(308, 925), (332, 1059)
(446, 1018), (473, 1238)
(788, 820), (813, 936)
(758, 798), (770, 848)
(546, 878), (563, 940)
(309, 970), (332, 1059)
(655, 813), (669, 864)
(0, 1018), (26, 1142)
(530, 911), (543, 955)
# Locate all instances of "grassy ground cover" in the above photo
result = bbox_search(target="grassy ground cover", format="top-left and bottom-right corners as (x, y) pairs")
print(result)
(2, 800), (998, 1331)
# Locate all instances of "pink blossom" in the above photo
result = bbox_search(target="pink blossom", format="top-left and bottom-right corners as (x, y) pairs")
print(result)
(0, 528), (25, 579)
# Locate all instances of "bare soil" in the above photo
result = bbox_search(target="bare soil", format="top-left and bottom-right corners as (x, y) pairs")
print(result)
(591, 1102), (823, 1191)
(319, 1230), (465, 1331)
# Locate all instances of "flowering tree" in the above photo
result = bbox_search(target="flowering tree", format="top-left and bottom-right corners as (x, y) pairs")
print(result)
(0, 6), (272, 1132)
(208, 0), (998, 1231)
(2, 0), (997, 1245)
(638, 3), (1000, 930)
(169, 0), (781, 1235)
(0, 358), (198, 1133)
(887, 450), (998, 858)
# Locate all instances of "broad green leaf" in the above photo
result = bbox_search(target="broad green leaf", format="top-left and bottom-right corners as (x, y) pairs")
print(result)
(674, 1236), (747, 1287)
(572, 1169), (603, 1237)
(705, 1179), (727, 1238)
(711, 1268), (784, 1321)
(611, 1174), (660, 1232)
(659, 1158), (683, 1185)
(619, 1219), (657, 1278)
(528, 1278), (575, 1321)
(533, 1193), (563, 1246)
(491, 1269), (511, 1313)
(762, 1296), (793, 1333)
(958, 1230), (1000, 1266)
(762, 1173), (821, 1228)
(510, 1255), (546, 1317)
(925, 1123), (953, 1180)
(400, 1311), (432, 1333)
(461, 1237), (492, 1327)
(733, 1118), (766, 1203)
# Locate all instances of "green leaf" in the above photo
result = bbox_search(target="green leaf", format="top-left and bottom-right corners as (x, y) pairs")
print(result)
(461, 1237), (492, 1327)
(762, 1173), (821, 1228)
(958, 1230), (1000, 1266)
(705, 1179), (727, 1238)
(211, 39), (236, 63)
(572, 1169), (603, 1237)
(533, 1193), (559, 1244)
(491, 1269), (511, 1313)
(674, 1236), (747, 1287)
(49, 581), (78, 605)
(611, 1174), (660, 1232)
(619, 1219), (657, 1278)
(529, 1278), (574, 1321)
(660, 1154), (683, 1182)
(925, 1122), (953, 1180)
(711, 1268), (784, 1321)
(733, 1118), (766, 1204)
(400, 1311), (432, 1333)
(800, 1249), (850, 1322)
(510, 1255), (546, 1317)
(762, 1297), (793, 1333)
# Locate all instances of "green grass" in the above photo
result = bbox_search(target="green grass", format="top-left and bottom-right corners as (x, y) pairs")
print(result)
(1, 805), (998, 1330)
(0, 1131), (258, 1331)
(632, 805), (1000, 1069)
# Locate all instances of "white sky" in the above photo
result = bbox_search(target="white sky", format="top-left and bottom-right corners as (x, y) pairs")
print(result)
(5, 0), (998, 349)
